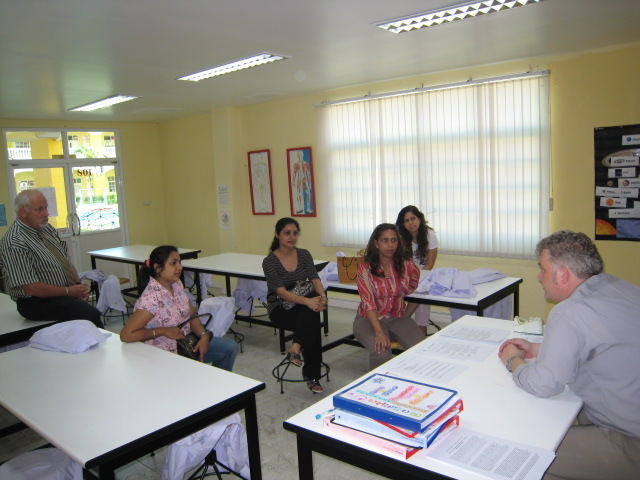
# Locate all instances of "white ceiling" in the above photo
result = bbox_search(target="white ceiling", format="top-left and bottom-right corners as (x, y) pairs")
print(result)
(1, 0), (639, 123)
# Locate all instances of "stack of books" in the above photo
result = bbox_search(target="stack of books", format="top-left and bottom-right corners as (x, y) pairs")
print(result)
(324, 373), (462, 459)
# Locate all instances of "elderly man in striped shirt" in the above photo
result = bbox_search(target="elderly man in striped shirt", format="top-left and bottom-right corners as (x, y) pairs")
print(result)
(0, 189), (102, 327)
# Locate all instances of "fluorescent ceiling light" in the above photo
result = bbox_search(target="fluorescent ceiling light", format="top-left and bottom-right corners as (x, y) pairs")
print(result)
(178, 53), (286, 82)
(376, 0), (547, 33)
(69, 95), (140, 112)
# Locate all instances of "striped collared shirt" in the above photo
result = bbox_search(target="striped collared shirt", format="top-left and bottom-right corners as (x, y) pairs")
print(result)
(0, 219), (74, 301)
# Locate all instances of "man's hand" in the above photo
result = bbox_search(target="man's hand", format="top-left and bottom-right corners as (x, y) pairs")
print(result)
(498, 338), (540, 363)
(68, 283), (90, 301)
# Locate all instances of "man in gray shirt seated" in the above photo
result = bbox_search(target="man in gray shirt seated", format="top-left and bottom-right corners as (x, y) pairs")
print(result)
(0, 189), (102, 327)
(499, 230), (639, 479)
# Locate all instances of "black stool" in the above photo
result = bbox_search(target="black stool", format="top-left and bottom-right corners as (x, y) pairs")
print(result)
(272, 356), (330, 394)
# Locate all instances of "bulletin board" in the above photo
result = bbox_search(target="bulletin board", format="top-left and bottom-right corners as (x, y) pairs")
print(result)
(593, 124), (640, 241)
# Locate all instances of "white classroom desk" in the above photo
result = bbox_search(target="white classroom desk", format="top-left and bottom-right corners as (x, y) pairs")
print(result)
(87, 244), (201, 300)
(322, 275), (522, 352)
(182, 252), (329, 303)
(327, 274), (522, 316)
(284, 315), (583, 480)
(88, 244), (201, 269)
(0, 334), (265, 479)
(0, 293), (55, 348)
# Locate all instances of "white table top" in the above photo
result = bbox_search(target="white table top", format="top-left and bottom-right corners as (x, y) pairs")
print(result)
(285, 315), (582, 479)
(327, 273), (521, 308)
(87, 244), (201, 263)
(0, 293), (55, 346)
(182, 252), (328, 277)
(0, 334), (264, 469)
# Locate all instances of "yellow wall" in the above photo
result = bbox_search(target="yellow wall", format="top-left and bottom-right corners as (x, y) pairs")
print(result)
(220, 43), (640, 318)
(1, 43), (639, 319)
(158, 112), (218, 254)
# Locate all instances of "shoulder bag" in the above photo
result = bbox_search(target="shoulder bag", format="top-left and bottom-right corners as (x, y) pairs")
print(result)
(176, 313), (212, 360)
(279, 279), (315, 310)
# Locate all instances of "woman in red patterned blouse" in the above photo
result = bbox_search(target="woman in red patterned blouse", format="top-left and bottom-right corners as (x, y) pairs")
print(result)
(353, 223), (424, 370)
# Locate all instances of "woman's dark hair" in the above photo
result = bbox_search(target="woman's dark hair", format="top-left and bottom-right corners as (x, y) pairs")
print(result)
(395, 205), (433, 264)
(364, 223), (408, 277)
(138, 245), (179, 294)
(269, 217), (300, 252)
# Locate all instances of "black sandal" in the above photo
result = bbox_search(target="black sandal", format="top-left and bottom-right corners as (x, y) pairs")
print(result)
(306, 379), (323, 394)
(287, 351), (302, 367)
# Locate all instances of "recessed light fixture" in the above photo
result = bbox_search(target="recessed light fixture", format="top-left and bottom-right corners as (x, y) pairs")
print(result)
(177, 53), (286, 82)
(376, 0), (547, 33)
(69, 95), (140, 112)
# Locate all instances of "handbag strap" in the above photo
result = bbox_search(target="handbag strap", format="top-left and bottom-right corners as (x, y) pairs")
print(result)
(177, 312), (212, 329)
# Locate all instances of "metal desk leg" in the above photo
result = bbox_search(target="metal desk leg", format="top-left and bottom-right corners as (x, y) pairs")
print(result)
(296, 435), (314, 480)
(244, 396), (263, 480)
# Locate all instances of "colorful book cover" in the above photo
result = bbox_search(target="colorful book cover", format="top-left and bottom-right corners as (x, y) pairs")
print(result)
(334, 399), (462, 448)
(333, 373), (458, 432)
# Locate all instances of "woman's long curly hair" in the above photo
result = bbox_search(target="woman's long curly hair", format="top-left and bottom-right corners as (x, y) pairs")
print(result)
(364, 223), (409, 277)
(395, 205), (434, 265)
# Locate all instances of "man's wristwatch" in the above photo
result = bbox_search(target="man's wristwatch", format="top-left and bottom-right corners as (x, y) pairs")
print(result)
(505, 355), (522, 373)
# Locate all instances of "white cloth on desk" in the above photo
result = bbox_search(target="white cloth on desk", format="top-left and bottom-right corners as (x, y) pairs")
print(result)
(95, 275), (127, 314)
(77, 269), (106, 289)
(232, 279), (268, 314)
(468, 268), (506, 284)
(198, 297), (235, 337)
(320, 251), (346, 285)
(29, 320), (111, 354)
(161, 413), (249, 480)
(412, 267), (511, 320)
(416, 268), (477, 298)
(0, 447), (82, 480)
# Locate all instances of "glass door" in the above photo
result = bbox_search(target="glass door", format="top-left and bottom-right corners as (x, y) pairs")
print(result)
(4, 128), (129, 277)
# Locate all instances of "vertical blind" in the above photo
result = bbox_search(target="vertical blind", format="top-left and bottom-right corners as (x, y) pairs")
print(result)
(317, 72), (550, 259)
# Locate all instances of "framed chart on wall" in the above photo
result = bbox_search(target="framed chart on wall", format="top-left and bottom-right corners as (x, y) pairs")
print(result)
(286, 146), (316, 217)
(248, 149), (275, 215)
(594, 124), (640, 241)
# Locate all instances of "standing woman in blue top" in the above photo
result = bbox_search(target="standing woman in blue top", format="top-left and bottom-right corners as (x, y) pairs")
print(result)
(262, 218), (327, 394)
(396, 205), (439, 335)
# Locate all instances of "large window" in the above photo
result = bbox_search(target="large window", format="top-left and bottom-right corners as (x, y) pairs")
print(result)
(318, 72), (550, 259)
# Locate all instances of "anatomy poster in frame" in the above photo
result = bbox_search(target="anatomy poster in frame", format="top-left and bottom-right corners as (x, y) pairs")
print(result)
(248, 149), (275, 215)
(286, 146), (316, 217)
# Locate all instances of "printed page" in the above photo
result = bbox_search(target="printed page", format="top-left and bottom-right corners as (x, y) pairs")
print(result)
(428, 427), (555, 480)
(385, 353), (468, 383)
(440, 325), (510, 344)
(414, 338), (496, 362)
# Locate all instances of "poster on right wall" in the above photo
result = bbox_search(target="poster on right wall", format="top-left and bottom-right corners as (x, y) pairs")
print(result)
(593, 124), (640, 241)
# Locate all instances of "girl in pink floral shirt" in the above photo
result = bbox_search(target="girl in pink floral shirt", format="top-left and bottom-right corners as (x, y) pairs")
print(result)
(353, 223), (423, 370)
(120, 246), (238, 371)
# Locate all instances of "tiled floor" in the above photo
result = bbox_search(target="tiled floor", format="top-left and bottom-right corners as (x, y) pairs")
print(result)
(0, 298), (443, 479)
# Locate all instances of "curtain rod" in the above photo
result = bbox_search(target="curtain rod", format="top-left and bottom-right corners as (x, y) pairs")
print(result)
(315, 69), (550, 107)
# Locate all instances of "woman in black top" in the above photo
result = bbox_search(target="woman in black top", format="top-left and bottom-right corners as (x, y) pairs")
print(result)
(262, 217), (327, 393)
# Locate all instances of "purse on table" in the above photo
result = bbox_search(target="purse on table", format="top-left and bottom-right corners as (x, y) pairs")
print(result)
(279, 279), (315, 310)
(176, 313), (212, 360)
